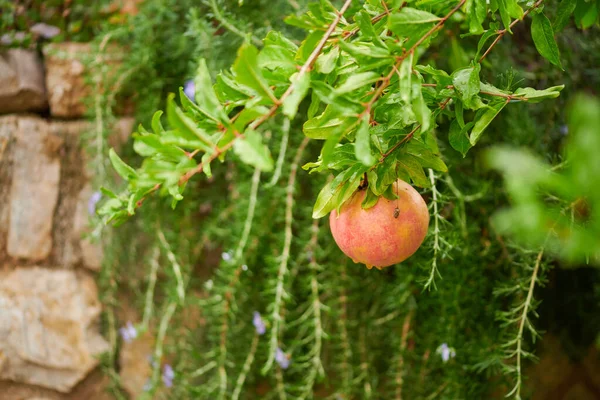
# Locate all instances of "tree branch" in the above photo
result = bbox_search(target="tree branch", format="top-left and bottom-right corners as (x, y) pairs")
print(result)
(479, 0), (544, 63)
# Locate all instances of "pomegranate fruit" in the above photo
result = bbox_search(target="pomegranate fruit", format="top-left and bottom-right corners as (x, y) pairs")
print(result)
(329, 179), (429, 269)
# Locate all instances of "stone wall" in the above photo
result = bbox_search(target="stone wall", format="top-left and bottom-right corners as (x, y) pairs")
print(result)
(0, 45), (132, 399)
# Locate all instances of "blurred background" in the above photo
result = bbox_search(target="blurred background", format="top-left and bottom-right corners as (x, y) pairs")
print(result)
(0, 0), (599, 399)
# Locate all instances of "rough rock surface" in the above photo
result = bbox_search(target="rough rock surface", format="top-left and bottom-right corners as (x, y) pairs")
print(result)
(0, 49), (47, 113)
(43, 43), (90, 118)
(0, 267), (109, 393)
(6, 117), (61, 261)
(43, 43), (127, 118)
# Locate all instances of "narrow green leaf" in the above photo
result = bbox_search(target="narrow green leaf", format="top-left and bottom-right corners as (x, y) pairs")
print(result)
(109, 148), (138, 181)
(166, 94), (215, 151)
(449, 119), (473, 157)
(475, 27), (499, 60)
(283, 72), (311, 119)
(356, 10), (386, 48)
(470, 101), (507, 145)
(355, 116), (376, 166)
(361, 186), (379, 210)
(452, 64), (481, 106)
(399, 53), (413, 104)
(233, 129), (274, 171)
(467, 0), (487, 34)
(335, 71), (380, 95)
(411, 77), (431, 134)
(233, 42), (276, 102)
(303, 105), (353, 139)
(405, 140), (447, 172)
(315, 46), (339, 74)
(554, 0), (577, 32)
(397, 153), (430, 188)
(388, 7), (440, 33)
(531, 13), (564, 70)
(194, 59), (230, 125)
(151, 110), (164, 134)
(513, 85), (564, 103)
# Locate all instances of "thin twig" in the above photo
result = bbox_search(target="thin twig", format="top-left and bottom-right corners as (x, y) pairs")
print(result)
(479, 0), (544, 63)
(360, 0), (467, 118)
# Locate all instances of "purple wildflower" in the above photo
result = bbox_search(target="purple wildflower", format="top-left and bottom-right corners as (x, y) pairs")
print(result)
(252, 311), (266, 335)
(183, 80), (195, 102)
(119, 321), (138, 343)
(88, 191), (102, 216)
(275, 347), (290, 369)
(162, 364), (175, 388)
(436, 343), (456, 363)
(30, 23), (61, 39)
(221, 252), (232, 262)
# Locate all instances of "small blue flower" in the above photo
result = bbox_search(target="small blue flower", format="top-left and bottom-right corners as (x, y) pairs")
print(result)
(221, 252), (232, 262)
(88, 191), (102, 216)
(252, 311), (266, 335)
(119, 321), (138, 343)
(162, 364), (174, 387)
(275, 347), (290, 369)
(436, 343), (456, 363)
(184, 80), (195, 102)
(559, 124), (569, 136)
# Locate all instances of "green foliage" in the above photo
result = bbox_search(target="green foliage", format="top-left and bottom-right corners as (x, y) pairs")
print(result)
(487, 95), (600, 265)
(83, 0), (600, 399)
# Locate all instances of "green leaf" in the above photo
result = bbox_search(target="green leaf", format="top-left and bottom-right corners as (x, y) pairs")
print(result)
(467, 0), (487, 34)
(233, 42), (276, 102)
(531, 13), (564, 70)
(470, 101), (507, 145)
(452, 64), (481, 107)
(313, 164), (364, 218)
(356, 10), (386, 48)
(303, 105), (353, 139)
(193, 59), (230, 125)
(233, 129), (274, 171)
(388, 8), (440, 38)
(411, 77), (431, 134)
(475, 27), (499, 60)
(398, 53), (413, 104)
(338, 40), (391, 59)
(361, 187), (380, 210)
(405, 140), (447, 172)
(449, 119), (473, 157)
(513, 85), (564, 103)
(497, 0), (523, 32)
(109, 148), (138, 181)
(355, 116), (376, 166)
(283, 72), (311, 119)
(335, 71), (380, 95)
(166, 94), (216, 152)
(315, 46), (339, 74)
(151, 110), (164, 134)
(554, 0), (577, 32)
(397, 153), (430, 188)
